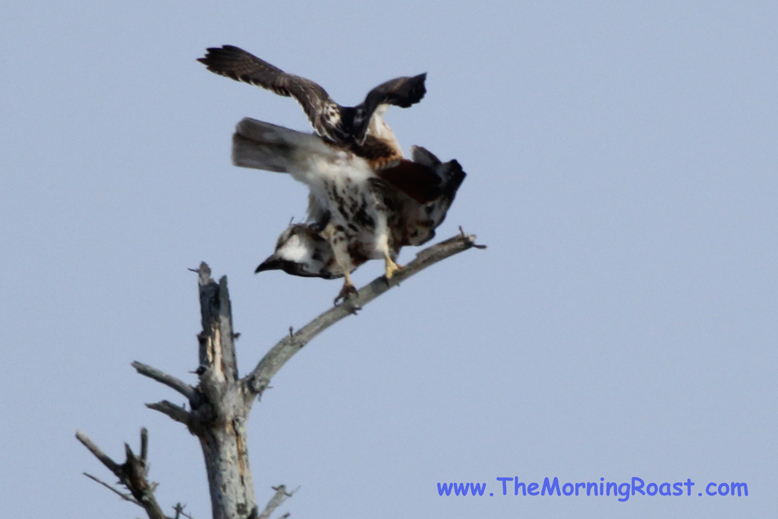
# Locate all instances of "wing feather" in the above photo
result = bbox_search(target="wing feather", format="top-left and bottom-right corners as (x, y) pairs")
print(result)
(198, 46), (345, 140)
(351, 74), (427, 144)
(200, 46), (427, 147)
(375, 159), (443, 204)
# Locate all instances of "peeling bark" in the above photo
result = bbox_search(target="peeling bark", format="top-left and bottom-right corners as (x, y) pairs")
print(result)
(194, 267), (256, 519)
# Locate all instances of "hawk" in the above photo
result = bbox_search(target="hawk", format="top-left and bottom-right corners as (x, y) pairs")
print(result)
(255, 144), (466, 283)
(232, 118), (465, 301)
(198, 45), (427, 169)
(199, 46), (449, 300)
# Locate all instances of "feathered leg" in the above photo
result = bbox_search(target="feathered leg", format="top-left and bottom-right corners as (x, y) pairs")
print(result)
(373, 211), (402, 280)
(325, 225), (358, 303)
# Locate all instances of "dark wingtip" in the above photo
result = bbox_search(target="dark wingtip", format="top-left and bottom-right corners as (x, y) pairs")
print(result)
(410, 73), (427, 104)
(442, 159), (467, 199)
(198, 45), (244, 68)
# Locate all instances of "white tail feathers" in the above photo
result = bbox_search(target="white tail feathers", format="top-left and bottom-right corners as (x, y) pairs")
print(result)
(232, 118), (337, 173)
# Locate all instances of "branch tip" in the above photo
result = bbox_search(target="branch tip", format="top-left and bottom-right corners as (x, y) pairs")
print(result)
(140, 427), (149, 465)
(198, 262), (213, 285)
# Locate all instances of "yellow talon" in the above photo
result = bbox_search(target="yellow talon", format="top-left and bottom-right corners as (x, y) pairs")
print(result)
(384, 256), (402, 280)
(334, 272), (358, 305)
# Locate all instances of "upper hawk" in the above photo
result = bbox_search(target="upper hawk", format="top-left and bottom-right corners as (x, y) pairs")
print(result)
(199, 46), (453, 301)
(198, 45), (427, 170)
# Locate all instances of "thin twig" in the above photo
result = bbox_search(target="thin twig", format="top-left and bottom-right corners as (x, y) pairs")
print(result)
(140, 427), (149, 465)
(133, 361), (199, 402)
(83, 472), (141, 505)
(244, 232), (483, 395)
(173, 503), (196, 519)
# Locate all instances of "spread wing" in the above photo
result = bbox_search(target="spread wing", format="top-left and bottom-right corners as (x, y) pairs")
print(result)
(199, 46), (427, 146)
(198, 45), (350, 142)
(350, 73), (427, 144)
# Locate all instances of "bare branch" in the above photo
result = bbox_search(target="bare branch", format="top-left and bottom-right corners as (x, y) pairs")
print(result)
(256, 485), (295, 519)
(133, 361), (199, 403)
(244, 232), (483, 395)
(76, 429), (168, 519)
(146, 401), (192, 426)
(76, 430), (123, 476)
(83, 472), (141, 505)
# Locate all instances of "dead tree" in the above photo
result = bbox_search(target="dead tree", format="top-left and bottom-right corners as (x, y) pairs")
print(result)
(77, 232), (483, 519)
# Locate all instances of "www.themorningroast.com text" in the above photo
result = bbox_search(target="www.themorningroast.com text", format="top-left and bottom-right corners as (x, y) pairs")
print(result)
(437, 477), (748, 502)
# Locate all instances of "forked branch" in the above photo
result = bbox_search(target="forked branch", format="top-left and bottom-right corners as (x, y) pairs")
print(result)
(76, 428), (168, 519)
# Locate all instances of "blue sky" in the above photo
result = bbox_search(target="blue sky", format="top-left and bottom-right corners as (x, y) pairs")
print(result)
(2, 2), (776, 518)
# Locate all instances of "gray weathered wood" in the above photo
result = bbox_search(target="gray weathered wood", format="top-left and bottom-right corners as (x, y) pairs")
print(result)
(78, 231), (482, 519)
(76, 429), (168, 519)
(133, 361), (199, 402)
(194, 266), (257, 519)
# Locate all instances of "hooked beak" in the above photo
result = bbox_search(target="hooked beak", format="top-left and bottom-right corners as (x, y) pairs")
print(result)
(255, 256), (282, 273)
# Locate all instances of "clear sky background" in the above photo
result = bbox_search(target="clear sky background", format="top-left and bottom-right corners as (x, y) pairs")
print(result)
(2, 2), (776, 518)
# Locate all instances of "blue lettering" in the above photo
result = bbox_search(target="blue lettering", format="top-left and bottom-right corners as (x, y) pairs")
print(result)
(605, 482), (617, 496)
(718, 483), (729, 496)
(437, 483), (452, 496)
(659, 483), (671, 496)
(617, 482), (630, 502)
(515, 481), (526, 496)
(672, 482), (683, 496)
(527, 482), (539, 496)
(632, 477), (645, 495)
(453, 483), (468, 496)
(575, 482), (586, 496)
(730, 482), (748, 496)
(684, 479), (695, 496)
(705, 482), (717, 496)
(562, 483), (573, 496)
(586, 482), (598, 496)
(541, 477), (560, 496)
(496, 477), (512, 496)
(438, 482), (491, 497)
(471, 483), (486, 496)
